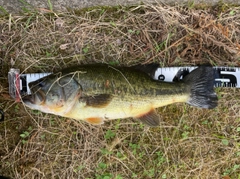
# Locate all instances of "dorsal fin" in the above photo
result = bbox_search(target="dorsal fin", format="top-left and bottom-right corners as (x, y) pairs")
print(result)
(131, 63), (159, 78)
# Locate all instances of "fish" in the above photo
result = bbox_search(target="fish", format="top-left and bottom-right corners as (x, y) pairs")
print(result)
(22, 64), (218, 127)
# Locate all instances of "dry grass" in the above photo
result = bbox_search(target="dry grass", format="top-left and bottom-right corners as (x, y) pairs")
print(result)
(0, 2), (240, 179)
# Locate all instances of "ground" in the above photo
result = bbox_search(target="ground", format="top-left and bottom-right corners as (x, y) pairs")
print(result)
(0, 3), (240, 179)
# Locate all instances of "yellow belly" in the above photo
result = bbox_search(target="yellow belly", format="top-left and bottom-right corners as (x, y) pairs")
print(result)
(64, 93), (189, 124)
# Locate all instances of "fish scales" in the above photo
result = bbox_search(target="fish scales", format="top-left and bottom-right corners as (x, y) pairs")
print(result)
(62, 65), (188, 97)
(67, 65), (189, 110)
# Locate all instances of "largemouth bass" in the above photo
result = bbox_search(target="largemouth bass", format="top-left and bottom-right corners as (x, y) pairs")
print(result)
(22, 64), (218, 127)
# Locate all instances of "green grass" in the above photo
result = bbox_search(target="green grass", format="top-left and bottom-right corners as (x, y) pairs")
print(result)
(0, 3), (240, 179)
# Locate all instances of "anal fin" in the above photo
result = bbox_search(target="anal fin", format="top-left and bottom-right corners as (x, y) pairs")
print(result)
(86, 117), (104, 125)
(136, 109), (160, 127)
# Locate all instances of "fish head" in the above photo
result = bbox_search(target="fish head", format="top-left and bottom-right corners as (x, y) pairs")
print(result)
(22, 73), (81, 114)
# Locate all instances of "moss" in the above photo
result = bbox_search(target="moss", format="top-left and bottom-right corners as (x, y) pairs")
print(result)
(66, 4), (146, 19)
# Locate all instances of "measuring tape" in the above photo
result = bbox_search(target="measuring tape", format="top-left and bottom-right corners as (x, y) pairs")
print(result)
(8, 69), (51, 101)
(154, 66), (240, 87)
(8, 66), (240, 101)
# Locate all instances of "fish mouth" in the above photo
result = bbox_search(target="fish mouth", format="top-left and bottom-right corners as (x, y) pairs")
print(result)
(22, 94), (35, 105)
(22, 89), (46, 105)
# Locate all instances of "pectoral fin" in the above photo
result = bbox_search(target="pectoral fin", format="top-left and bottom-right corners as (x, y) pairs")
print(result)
(80, 94), (112, 108)
(136, 109), (160, 127)
(86, 117), (104, 125)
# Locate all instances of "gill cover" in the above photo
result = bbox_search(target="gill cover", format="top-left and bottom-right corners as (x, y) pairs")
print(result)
(28, 73), (81, 113)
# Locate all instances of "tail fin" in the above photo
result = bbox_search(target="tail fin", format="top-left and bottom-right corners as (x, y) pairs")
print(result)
(183, 66), (218, 109)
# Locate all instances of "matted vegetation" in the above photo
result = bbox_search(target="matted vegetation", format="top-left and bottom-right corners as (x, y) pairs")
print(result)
(0, 2), (240, 179)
